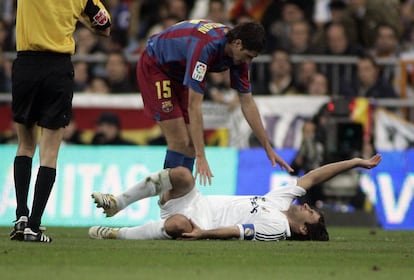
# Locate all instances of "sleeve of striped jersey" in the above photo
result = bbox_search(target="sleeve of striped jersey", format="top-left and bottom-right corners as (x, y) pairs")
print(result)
(252, 222), (287, 241)
(183, 41), (214, 94)
(83, 0), (111, 30)
(230, 64), (251, 93)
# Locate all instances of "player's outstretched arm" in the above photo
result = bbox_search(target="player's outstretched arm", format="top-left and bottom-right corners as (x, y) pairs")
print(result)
(297, 154), (382, 190)
(238, 93), (294, 172)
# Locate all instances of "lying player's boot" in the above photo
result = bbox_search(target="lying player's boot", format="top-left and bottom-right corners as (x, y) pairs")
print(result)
(89, 226), (119, 239)
(92, 192), (119, 217)
(23, 227), (52, 243)
(10, 216), (28, 241)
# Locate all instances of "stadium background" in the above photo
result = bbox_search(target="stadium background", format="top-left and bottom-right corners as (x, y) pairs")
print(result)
(0, 95), (413, 230)
(0, 0), (414, 232)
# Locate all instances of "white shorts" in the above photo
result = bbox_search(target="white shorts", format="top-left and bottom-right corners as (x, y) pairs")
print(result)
(159, 188), (215, 230)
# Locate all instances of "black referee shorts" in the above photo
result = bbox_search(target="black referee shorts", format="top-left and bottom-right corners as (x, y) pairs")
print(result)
(12, 51), (74, 129)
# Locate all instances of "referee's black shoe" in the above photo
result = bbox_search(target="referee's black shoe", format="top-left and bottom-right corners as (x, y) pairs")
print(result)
(10, 216), (28, 241)
(24, 228), (53, 243)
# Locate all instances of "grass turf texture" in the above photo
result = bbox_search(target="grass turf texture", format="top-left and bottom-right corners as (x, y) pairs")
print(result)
(0, 227), (413, 280)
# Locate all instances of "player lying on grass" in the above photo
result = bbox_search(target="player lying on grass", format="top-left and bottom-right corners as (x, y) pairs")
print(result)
(89, 154), (382, 241)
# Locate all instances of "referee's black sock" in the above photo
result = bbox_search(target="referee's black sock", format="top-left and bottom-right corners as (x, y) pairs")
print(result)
(14, 156), (32, 219)
(28, 166), (56, 232)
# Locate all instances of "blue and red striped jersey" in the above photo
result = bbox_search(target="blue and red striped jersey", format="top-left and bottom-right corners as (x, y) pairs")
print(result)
(145, 20), (251, 94)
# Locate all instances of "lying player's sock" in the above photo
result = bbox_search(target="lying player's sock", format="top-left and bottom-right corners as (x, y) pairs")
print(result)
(116, 169), (172, 209)
(117, 220), (170, 240)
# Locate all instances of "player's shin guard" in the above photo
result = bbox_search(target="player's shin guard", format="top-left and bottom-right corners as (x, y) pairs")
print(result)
(116, 169), (172, 209)
(117, 220), (171, 240)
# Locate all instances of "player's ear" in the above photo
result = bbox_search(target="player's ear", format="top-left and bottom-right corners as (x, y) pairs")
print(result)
(232, 39), (242, 48)
(299, 225), (308, 236)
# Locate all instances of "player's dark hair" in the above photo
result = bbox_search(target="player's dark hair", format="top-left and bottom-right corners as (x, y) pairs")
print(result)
(164, 214), (193, 239)
(288, 209), (329, 241)
(226, 22), (265, 53)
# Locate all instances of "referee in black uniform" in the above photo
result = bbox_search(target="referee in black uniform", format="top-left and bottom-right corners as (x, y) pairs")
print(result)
(10, 0), (111, 243)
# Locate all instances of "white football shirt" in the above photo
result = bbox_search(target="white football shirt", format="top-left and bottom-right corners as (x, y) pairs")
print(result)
(206, 179), (306, 241)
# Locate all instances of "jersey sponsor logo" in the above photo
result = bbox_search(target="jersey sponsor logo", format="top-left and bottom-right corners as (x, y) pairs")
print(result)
(249, 196), (266, 214)
(93, 10), (109, 26)
(161, 100), (173, 113)
(192, 61), (207, 82)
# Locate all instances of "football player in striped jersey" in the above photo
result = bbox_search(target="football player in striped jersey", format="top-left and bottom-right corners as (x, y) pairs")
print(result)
(136, 20), (293, 186)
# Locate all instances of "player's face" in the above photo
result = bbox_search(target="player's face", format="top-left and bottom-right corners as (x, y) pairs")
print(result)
(230, 40), (258, 64)
(291, 203), (321, 225)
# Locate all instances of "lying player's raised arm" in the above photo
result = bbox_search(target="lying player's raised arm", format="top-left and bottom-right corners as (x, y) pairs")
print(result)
(297, 154), (382, 190)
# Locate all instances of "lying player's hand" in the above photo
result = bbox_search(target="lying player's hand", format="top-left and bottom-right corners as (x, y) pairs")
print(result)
(180, 219), (202, 240)
(358, 153), (382, 169)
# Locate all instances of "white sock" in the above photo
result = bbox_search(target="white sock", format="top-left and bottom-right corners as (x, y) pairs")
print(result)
(116, 169), (172, 210)
(117, 220), (171, 240)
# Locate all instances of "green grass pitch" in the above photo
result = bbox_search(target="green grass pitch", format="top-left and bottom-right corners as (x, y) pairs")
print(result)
(0, 227), (413, 280)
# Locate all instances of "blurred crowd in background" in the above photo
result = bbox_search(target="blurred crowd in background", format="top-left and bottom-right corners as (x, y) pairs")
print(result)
(1, 0), (412, 209)
(0, 0), (413, 146)
(1, 0), (412, 150)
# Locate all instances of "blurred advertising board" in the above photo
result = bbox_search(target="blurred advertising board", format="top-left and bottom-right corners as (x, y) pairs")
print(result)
(362, 150), (414, 229)
(0, 145), (238, 227)
(1, 145), (412, 230)
(237, 149), (414, 230)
